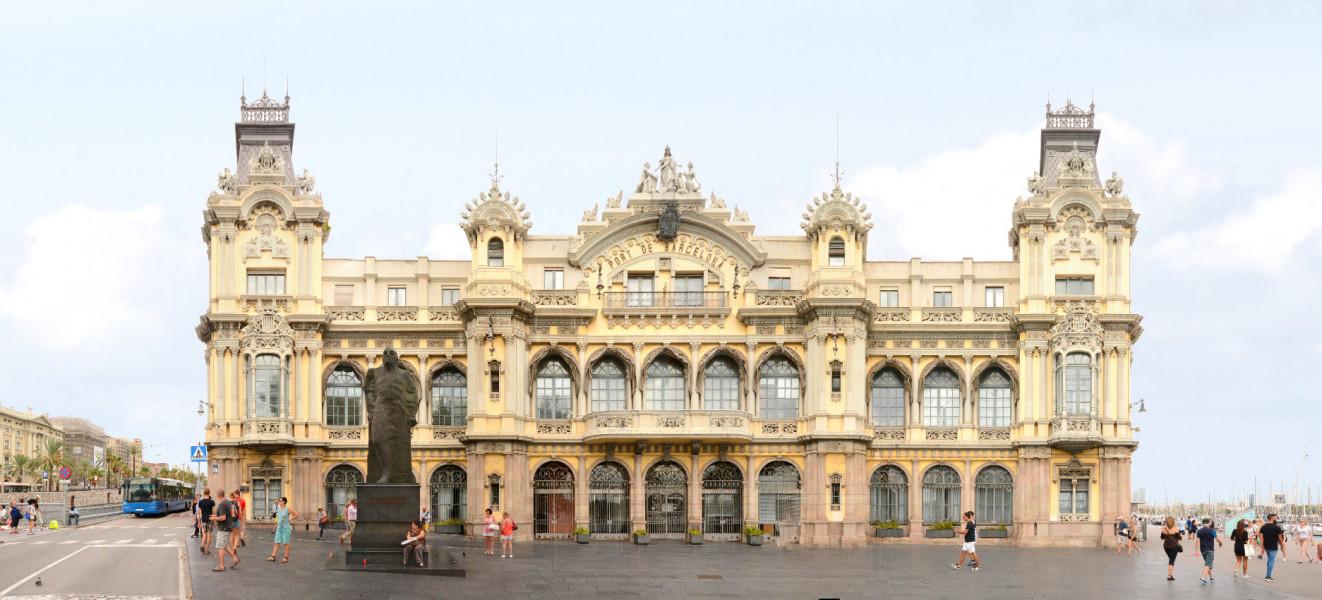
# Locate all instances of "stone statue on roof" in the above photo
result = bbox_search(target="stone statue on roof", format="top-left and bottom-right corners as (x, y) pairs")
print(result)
(636, 162), (657, 193)
(657, 146), (679, 192)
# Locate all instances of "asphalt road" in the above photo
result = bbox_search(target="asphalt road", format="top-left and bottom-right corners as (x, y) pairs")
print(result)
(0, 512), (188, 598)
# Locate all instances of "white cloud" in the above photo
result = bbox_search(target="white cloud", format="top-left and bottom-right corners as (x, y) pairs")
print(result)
(424, 222), (473, 260)
(1152, 168), (1322, 272)
(1094, 112), (1222, 209)
(0, 204), (182, 351)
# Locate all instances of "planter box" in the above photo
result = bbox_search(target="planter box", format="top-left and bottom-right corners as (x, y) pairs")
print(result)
(979, 528), (1008, 538)
(689, 534), (703, 545)
(433, 524), (463, 535)
(874, 528), (905, 538)
(746, 535), (764, 546)
(576, 533), (591, 544)
(925, 529), (955, 538)
(634, 534), (650, 545)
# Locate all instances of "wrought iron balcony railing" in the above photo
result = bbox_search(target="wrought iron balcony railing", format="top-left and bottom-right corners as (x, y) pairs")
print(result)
(604, 291), (727, 309)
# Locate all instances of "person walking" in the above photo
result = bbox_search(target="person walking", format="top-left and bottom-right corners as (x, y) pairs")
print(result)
(483, 508), (497, 555)
(1115, 516), (1130, 555)
(24, 501), (36, 535)
(198, 489), (216, 555)
(499, 511), (515, 558)
(1159, 516), (1183, 581)
(191, 497), (200, 537)
(1196, 517), (1223, 585)
(231, 491), (247, 548)
(1294, 519), (1314, 563)
(316, 507), (328, 541)
(950, 511), (981, 571)
(1259, 514), (1286, 581)
(268, 497), (298, 564)
(1127, 516), (1143, 556)
(1252, 519), (1264, 560)
(403, 520), (427, 567)
(1230, 519), (1251, 579)
(339, 499), (357, 544)
(7, 502), (19, 535)
(420, 507), (431, 530)
(209, 489), (239, 572)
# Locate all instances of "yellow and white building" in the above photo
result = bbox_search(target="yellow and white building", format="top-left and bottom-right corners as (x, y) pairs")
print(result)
(197, 95), (1141, 547)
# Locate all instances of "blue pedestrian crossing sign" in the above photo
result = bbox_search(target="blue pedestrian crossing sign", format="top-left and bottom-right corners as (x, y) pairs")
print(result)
(190, 446), (208, 462)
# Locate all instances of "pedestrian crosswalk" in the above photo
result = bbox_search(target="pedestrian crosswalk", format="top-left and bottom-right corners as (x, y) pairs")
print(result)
(0, 536), (178, 547)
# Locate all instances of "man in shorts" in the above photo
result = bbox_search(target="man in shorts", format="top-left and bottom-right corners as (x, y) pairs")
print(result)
(950, 511), (981, 571)
(209, 489), (239, 571)
(230, 490), (247, 548)
(198, 488), (216, 554)
(1115, 516), (1130, 554)
(1196, 517), (1223, 584)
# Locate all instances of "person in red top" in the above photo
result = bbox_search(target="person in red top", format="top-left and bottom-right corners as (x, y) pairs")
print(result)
(500, 512), (515, 558)
(230, 491), (247, 550)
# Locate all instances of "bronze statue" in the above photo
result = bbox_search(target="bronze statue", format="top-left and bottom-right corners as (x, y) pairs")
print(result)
(365, 348), (419, 484)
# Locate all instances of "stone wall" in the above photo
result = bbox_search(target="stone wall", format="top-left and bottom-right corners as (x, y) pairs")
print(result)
(0, 489), (124, 509)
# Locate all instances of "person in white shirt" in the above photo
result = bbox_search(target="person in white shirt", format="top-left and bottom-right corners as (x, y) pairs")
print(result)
(1295, 519), (1314, 564)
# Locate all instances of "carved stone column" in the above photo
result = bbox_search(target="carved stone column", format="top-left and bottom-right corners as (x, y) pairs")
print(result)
(909, 354), (923, 426)
(744, 341), (757, 413)
(632, 342), (644, 410)
(576, 341), (588, 417)
(962, 354), (973, 427)
(689, 341), (701, 410)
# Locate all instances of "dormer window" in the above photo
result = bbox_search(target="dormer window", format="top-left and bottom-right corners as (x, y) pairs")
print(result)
(488, 237), (504, 267)
(828, 237), (845, 266)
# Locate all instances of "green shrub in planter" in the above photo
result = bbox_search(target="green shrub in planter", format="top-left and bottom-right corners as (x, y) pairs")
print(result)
(925, 520), (956, 538)
(434, 518), (465, 534)
(574, 526), (591, 544)
(980, 524), (1009, 538)
(633, 529), (650, 545)
(744, 526), (764, 546)
(871, 519), (904, 537)
(688, 528), (703, 544)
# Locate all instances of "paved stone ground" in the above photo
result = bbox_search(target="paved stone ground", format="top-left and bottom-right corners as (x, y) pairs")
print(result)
(185, 526), (1306, 600)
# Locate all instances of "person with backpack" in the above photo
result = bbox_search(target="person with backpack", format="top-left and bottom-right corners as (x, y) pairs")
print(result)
(8, 502), (22, 535)
(316, 507), (329, 541)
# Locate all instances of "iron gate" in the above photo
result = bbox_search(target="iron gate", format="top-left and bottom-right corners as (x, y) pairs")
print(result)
(645, 461), (687, 538)
(533, 462), (574, 539)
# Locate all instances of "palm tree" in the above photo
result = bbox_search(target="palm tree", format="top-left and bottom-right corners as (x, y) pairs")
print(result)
(37, 438), (70, 491)
(128, 441), (142, 481)
(11, 454), (32, 484)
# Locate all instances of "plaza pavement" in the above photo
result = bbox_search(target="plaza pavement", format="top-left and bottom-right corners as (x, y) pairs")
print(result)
(185, 525), (1308, 600)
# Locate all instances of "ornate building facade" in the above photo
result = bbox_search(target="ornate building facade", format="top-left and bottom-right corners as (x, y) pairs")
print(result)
(197, 95), (1141, 547)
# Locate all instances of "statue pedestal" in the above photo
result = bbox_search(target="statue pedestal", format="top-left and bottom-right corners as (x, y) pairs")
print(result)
(346, 483), (422, 565)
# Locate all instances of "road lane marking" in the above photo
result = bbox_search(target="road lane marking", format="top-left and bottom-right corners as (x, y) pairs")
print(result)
(29, 541), (49, 545)
(90, 543), (176, 548)
(84, 539), (106, 544)
(142, 538), (158, 544)
(114, 539), (133, 544)
(59, 540), (78, 544)
(0, 545), (89, 595)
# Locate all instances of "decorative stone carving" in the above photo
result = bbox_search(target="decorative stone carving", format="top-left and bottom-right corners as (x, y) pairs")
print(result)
(872, 428), (905, 441)
(755, 291), (802, 306)
(249, 142), (286, 176)
(1052, 216), (1099, 262)
(921, 308), (961, 323)
(973, 308), (1014, 323)
(596, 416), (634, 428)
(218, 168), (239, 194)
(709, 416), (744, 428)
(801, 181), (873, 240)
(531, 291), (577, 306)
(296, 169), (316, 194)
(830, 392), (842, 403)
(1049, 304), (1105, 352)
(605, 190), (624, 208)
(581, 203), (598, 222)
(1019, 446), (1051, 459)
(528, 325), (551, 336)
(1101, 446), (1133, 459)
(635, 162), (658, 193)
(657, 416), (686, 428)
(731, 205), (750, 222)
(820, 284), (852, 297)
(681, 162), (702, 193)
(925, 428), (958, 441)
(1027, 171), (1046, 196)
(478, 284), (510, 297)
(295, 447), (320, 459)
(755, 325), (777, 335)
(240, 309), (295, 351)
(428, 307), (458, 321)
(376, 307), (417, 322)
(328, 307), (366, 322)
(459, 176), (532, 245)
(247, 420), (293, 436)
(919, 340), (939, 349)
(1104, 171), (1124, 197)
(432, 427), (464, 440)
(327, 428), (363, 440)
(874, 308), (910, 323)
(977, 429), (1011, 441)
(1056, 142), (1094, 179)
(481, 443), (506, 454)
(243, 209), (290, 261)
(709, 192), (726, 209)
(537, 423), (572, 435)
(658, 200), (680, 241)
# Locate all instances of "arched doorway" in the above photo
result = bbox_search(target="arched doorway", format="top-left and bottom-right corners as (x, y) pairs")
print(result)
(429, 465), (467, 523)
(702, 461), (743, 539)
(533, 462), (574, 539)
(324, 464), (363, 522)
(588, 462), (629, 537)
(757, 461), (801, 541)
(645, 461), (687, 538)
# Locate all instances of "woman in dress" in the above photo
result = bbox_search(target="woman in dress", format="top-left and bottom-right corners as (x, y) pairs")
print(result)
(1231, 519), (1251, 578)
(268, 497), (298, 563)
(482, 508), (497, 556)
(1160, 516), (1182, 581)
(1126, 516), (1143, 556)
(1295, 519), (1314, 563)
(499, 511), (515, 558)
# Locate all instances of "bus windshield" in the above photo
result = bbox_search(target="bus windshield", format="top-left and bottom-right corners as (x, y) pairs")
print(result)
(125, 480), (156, 502)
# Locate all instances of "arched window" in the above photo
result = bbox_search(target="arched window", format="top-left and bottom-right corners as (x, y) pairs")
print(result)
(975, 466), (1013, 525)
(759, 357), (799, 420)
(1061, 352), (1092, 415)
(702, 461), (743, 535)
(429, 465), (466, 522)
(703, 358), (740, 411)
(487, 237), (504, 267)
(325, 366), (362, 427)
(533, 462), (574, 538)
(922, 368), (960, 427)
(431, 368), (467, 426)
(977, 369), (1011, 427)
(251, 354), (283, 418)
(590, 359), (626, 412)
(645, 358), (685, 411)
(921, 465), (961, 524)
(871, 369), (905, 427)
(535, 359), (572, 420)
(828, 237), (845, 266)
(588, 462), (629, 534)
(757, 461), (801, 532)
(870, 465), (908, 524)
(324, 464), (363, 521)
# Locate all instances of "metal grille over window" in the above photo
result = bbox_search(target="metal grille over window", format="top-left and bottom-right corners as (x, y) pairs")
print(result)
(828, 237), (845, 266)
(588, 462), (629, 535)
(533, 462), (574, 539)
(759, 357), (799, 420)
(431, 368), (467, 426)
(977, 370), (1011, 427)
(325, 367), (362, 427)
(645, 460), (687, 537)
(324, 465), (362, 521)
(645, 359), (685, 411)
(703, 358), (740, 410)
(487, 237), (504, 267)
(870, 465), (908, 524)
(590, 360), (626, 412)
(702, 461), (743, 535)
(536, 359), (572, 419)
(673, 275), (704, 307)
(922, 368), (960, 427)
(429, 465), (467, 522)
(757, 461), (801, 536)
(871, 369), (905, 427)
(974, 466), (1013, 525)
(921, 465), (961, 525)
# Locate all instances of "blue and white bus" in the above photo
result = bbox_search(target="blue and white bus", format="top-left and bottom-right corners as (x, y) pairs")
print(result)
(122, 477), (192, 515)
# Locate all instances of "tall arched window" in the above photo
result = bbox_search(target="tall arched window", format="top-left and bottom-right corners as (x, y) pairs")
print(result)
(759, 357), (800, 420)
(757, 461), (801, 531)
(535, 359), (572, 420)
(703, 358), (740, 410)
(828, 237), (845, 266)
(429, 465), (467, 522)
(325, 366), (362, 427)
(977, 369), (1011, 427)
(588, 462), (629, 534)
(645, 358), (685, 411)
(487, 237), (504, 267)
(870, 465), (908, 524)
(251, 354), (283, 418)
(324, 464), (363, 521)
(590, 360), (626, 412)
(871, 369), (905, 427)
(1062, 352), (1092, 415)
(975, 466), (1013, 525)
(921, 465), (961, 524)
(431, 368), (467, 426)
(922, 368), (960, 427)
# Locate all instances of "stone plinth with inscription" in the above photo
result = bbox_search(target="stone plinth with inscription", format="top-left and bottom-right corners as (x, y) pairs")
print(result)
(344, 483), (457, 574)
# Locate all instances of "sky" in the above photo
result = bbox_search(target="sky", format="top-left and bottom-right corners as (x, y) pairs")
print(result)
(2, 1), (1320, 503)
